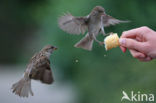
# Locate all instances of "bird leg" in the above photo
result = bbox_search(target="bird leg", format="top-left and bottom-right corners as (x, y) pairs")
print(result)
(92, 33), (104, 45)
(100, 16), (114, 36)
(101, 27), (109, 36)
(101, 16), (106, 36)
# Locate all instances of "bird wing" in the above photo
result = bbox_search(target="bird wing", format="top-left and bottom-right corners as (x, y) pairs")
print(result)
(29, 56), (54, 84)
(58, 12), (88, 35)
(102, 14), (129, 27)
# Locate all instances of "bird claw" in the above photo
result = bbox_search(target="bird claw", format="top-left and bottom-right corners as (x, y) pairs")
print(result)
(99, 42), (104, 46)
(103, 32), (113, 36)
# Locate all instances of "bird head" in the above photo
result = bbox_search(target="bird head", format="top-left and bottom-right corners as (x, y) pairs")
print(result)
(42, 45), (57, 54)
(91, 6), (106, 17)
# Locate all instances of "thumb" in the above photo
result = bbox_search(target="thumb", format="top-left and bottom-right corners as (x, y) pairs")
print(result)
(119, 38), (145, 52)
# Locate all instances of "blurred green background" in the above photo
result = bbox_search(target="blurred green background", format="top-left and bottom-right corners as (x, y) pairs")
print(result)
(1, 0), (156, 103)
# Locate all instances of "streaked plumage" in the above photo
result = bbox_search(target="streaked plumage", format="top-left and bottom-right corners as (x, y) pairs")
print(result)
(11, 45), (57, 97)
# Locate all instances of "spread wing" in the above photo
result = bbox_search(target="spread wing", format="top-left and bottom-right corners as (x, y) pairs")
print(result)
(29, 56), (54, 84)
(58, 12), (88, 35)
(102, 15), (129, 27)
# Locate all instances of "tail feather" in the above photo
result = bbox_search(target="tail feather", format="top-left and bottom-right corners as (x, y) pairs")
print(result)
(11, 77), (33, 97)
(74, 33), (94, 51)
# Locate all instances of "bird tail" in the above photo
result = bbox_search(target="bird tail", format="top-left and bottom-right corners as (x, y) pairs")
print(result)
(11, 77), (33, 97)
(74, 33), (94, 51)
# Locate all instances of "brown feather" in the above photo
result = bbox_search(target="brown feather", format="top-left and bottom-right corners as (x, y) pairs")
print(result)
(103, 15), (129, 27)
(29, 56), (54, 84)
(58, 12), (88, 35)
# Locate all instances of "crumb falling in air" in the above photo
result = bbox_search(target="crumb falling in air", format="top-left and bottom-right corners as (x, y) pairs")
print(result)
(75, 59), (79, 63)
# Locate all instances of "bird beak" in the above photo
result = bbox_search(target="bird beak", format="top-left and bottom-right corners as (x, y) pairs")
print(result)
(54, 47), (58, 50)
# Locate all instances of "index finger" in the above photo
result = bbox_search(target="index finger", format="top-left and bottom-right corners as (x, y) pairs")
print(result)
(121, 27), (147, 38)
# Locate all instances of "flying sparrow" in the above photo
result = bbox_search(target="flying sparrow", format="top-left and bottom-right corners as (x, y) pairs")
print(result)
(58, 6), (129, 51)
(11, 45), (57, 97)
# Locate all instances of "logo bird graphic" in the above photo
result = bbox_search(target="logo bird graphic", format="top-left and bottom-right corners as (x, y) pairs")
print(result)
(121, 91), (131, 101)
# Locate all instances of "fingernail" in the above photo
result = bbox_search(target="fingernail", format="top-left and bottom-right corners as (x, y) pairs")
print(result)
(119, 38), (126, 46)
(140, 54), (146, 58)
(146, 57), (152, 61)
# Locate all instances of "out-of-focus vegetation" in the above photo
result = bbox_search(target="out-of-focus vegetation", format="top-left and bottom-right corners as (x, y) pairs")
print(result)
(1, 0), (156, 103)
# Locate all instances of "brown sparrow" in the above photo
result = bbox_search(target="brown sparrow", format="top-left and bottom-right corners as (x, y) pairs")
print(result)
(58, 6), (129, 51)
(11, 45), (57, 97)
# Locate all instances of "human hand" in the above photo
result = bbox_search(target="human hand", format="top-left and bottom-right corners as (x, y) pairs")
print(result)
(119, 26), (156, 61)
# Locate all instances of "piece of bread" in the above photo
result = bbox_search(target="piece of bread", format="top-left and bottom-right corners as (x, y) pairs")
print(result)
(104, 33), (120, 50)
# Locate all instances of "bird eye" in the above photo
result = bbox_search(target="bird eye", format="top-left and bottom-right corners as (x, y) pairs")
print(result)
(51, 46), (54, 49)
(99, 10), (103, 13)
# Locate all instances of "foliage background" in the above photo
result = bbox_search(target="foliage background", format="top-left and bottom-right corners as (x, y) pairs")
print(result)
(1, 0), (156, 103)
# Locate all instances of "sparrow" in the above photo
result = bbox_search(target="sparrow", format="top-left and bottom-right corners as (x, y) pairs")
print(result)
(58, 6), (129, 51)
(11, 45), (57, 97)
